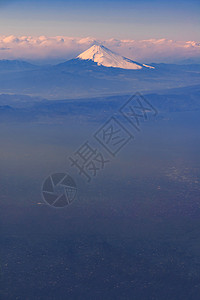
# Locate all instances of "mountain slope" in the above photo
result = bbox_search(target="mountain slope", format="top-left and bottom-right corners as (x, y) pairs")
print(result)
(77, 44), (155, 70)
(0, 59), (38, 72)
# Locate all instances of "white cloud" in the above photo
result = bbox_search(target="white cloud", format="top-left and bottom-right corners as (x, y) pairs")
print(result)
(0, 35), (199, 63)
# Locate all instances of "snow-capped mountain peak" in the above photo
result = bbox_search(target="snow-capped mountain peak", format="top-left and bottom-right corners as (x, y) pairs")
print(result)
(77, 44), (154, 70)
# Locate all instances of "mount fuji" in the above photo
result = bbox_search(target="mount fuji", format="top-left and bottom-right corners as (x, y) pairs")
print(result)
(1, 43), (200, 99)
(76, 44), (155, 70)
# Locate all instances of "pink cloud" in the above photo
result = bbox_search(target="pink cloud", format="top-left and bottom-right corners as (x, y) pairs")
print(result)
(0, 35), (199, 63)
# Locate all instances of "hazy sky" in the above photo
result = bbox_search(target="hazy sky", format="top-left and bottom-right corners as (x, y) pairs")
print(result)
(0, 0), (199, 40)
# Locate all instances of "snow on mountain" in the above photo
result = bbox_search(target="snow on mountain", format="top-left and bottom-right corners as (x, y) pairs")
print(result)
(77, 44), (155, 70)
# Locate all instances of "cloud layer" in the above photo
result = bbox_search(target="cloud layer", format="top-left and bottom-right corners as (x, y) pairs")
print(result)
(0, 35), (200, 64)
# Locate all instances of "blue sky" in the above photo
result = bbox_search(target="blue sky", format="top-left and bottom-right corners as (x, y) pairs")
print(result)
(0, 0), (199, 40)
